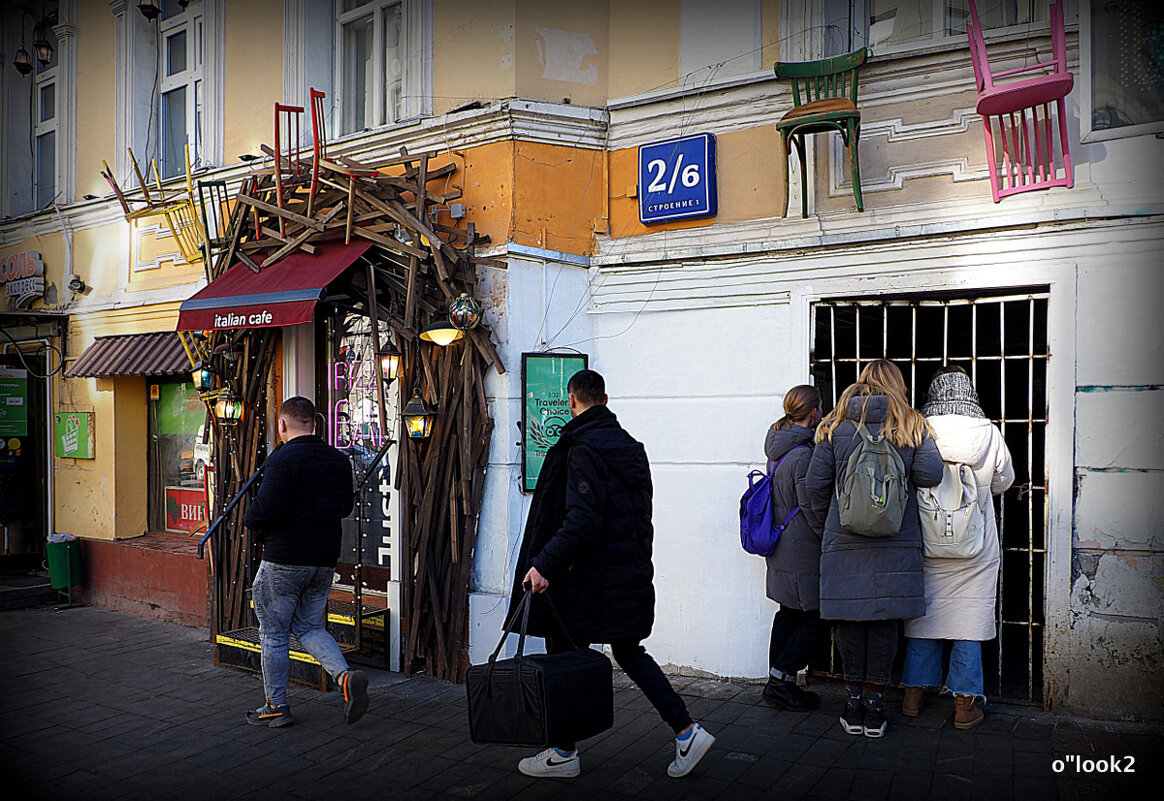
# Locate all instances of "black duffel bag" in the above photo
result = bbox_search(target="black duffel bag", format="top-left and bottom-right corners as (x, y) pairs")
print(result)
(466, 589), (613, 746)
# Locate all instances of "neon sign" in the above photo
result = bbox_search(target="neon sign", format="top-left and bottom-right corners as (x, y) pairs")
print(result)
(328, 358), (387, 452)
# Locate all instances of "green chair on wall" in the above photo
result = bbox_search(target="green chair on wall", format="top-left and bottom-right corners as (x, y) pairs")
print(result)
(774, 48), (868, 218)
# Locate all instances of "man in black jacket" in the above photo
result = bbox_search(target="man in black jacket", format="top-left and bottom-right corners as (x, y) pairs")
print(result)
(510, 370), (715, 779)
(242, 396), (368, 728)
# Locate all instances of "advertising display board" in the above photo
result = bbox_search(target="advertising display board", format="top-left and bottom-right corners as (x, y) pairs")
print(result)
(521, 352), (588, 492)
(54, 412), (95, 459)
(0, 368), (29, 438)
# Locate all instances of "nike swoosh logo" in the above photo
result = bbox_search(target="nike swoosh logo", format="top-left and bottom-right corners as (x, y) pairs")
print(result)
(546, 756), (573, 766)
(679, 739), (693, 757)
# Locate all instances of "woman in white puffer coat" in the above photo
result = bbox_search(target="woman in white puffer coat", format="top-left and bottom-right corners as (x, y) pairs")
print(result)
(901, 366), (1014, 730)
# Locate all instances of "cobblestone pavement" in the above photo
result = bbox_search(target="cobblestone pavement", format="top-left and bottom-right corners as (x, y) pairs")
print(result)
(1, 606), (1158, 800)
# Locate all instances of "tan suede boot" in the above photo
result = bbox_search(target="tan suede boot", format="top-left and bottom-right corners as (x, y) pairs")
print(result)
(953, 694), (984, 729)
(902, 687), (924, 717)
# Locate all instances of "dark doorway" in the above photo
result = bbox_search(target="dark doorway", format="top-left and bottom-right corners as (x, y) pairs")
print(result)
(810, 289), (1050, 704)
(0, 351), (48, 573)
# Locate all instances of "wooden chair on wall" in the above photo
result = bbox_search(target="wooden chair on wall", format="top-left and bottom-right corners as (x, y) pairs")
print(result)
(774, 47), (868, 218)
(273, 102), (309, 236)
(308, 88), (380, 242)
(967, 0), (1074, 202)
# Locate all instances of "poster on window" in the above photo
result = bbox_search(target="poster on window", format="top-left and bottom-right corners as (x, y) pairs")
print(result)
(164, 486), (209, 534)
(0, 369), (29, 438)
(521, 352), (589, 493)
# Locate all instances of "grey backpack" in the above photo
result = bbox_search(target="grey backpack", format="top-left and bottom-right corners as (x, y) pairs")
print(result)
(917, 462), (985, 558)
(837, 423), (908, 537)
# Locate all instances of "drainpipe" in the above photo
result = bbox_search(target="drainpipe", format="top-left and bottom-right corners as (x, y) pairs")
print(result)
(2, 339), (55, 539)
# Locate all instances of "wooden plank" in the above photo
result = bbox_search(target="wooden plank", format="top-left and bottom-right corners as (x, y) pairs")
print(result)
(237, 192), (327, 232)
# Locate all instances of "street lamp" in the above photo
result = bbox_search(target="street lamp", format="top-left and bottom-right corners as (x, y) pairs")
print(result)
(33, 28), (54, 67)
(13, 46), (33, 76)
(138, 0), (161, 21)
(402, 389), (436, 439)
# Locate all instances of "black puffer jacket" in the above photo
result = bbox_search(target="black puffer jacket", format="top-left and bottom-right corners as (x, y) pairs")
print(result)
(508, 404), (654, 643)
(763, 424), (825, 611)
(244, 435), (354, 567)
(805, 396), (943, 621)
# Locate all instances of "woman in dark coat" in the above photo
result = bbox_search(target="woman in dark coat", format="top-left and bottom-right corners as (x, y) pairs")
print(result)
(806, 360), (943, 739)
(761, 385), (826, 711)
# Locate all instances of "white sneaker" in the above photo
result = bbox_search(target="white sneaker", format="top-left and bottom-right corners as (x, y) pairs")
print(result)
(518, 747), (581, 778)
(667, 722), (715, 778)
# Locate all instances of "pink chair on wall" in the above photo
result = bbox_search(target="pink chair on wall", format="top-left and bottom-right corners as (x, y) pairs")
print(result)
(967, 0), (1074, 202)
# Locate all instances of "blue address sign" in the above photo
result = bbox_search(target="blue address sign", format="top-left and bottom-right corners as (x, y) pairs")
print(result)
(638, 133), (718, 225)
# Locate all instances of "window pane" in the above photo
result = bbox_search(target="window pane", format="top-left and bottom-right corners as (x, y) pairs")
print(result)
(342, 0), (372, 11)
(343, 15), (373, 133)
(869, 0), (934, 50)
(167, 30), (188, 76)
(162, 86), (187, 179)
(1091, 0), (1164, 131)
(148, 381), (208, 533)
(385, 2), (403, 123)
(39, 83), (56, 122)
(36, 132), (56, 208)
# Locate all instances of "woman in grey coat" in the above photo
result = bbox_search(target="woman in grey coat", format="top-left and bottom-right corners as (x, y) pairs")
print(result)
(806, 360), (943, 738)
(761, 385), (826, 712)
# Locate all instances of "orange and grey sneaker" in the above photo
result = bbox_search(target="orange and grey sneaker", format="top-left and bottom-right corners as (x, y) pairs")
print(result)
(246, 701), (294, 728)
(339, 670), (369, 724)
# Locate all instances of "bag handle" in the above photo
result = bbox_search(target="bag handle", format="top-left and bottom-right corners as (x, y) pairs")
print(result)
(487, 585), (578, 666)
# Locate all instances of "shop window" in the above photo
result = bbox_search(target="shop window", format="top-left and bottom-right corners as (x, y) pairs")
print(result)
(824, 0), (1050, 56)
(158, 0), (204, 178)
(147, 379), (209, 534)
(335, 0), (429, 135)
(1082, 0), (1164, 140)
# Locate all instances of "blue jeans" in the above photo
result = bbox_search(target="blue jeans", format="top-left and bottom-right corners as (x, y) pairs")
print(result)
(901, 638), (983, 698)
(252, 560), (350, 707)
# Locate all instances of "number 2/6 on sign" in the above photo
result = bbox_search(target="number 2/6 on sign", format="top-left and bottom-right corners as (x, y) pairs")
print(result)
(637, 133), (718, 225)
(645, 154), (701, 194)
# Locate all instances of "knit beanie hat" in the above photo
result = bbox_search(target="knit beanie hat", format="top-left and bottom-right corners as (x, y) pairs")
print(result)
(922, 371), (987, 418)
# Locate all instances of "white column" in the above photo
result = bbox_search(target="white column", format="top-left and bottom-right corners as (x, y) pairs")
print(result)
(282, 322), (316, 400)
(53, 4), (78, 204)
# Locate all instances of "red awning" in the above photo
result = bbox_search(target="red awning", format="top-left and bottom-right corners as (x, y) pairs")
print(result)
(176, 240), (372, 331)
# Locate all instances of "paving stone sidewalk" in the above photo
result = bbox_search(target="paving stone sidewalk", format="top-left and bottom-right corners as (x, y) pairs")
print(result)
(0, 606), (1159, 800)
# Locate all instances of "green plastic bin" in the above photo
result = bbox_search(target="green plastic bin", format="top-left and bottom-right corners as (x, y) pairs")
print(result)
(47, 540), (83, 589)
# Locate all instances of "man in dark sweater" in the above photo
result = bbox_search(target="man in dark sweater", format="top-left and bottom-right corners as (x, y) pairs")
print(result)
(510, 370), (715, 779)
(242, 396), (368, 728)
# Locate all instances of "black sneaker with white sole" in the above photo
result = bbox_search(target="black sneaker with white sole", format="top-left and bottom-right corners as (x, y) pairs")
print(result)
(839, 697), (864, 735)
(863, 704), (887, 738)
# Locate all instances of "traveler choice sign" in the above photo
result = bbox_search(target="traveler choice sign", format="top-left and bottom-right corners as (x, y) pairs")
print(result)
(54, 412), (95, 459)
(521, 352), (588, 492)
(0, 250), (47, 308)
(0, 369), (29, 437)
(638, 133), (718, 224)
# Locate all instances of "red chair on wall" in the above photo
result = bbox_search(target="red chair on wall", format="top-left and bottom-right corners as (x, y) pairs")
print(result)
(308, 88), (380, 242)
(967, 0), (1074, 202)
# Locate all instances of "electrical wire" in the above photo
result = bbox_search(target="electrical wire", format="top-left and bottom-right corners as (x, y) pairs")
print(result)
(0, 325), (64, 379)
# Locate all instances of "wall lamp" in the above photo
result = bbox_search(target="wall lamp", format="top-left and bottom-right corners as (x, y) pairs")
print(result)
(379, 341), (401, 382)
(448, 292), (482, 331)
(419, 319), (463, 346)
(215, 387), (244, 424)
(138, 1), (161, 21)
(402, 389), (437, 439)
(191, 361), (218, 394)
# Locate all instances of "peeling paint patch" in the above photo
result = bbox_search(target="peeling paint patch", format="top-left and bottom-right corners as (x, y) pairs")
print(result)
(1077, 385), (1162, 392)
(499, 23), (513, 43)
(534, 27), (598, 85)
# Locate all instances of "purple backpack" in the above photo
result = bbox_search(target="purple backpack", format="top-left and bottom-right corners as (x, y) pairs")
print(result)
(739, 445), (807, 557)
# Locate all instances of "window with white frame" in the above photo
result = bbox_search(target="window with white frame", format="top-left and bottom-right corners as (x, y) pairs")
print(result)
(336, 0), (422, 135)
(824, 0), (1051, 56)
(1083, 0), (1164, 140)
(34, 26), (59, 209)
(158, 0), (204, 178)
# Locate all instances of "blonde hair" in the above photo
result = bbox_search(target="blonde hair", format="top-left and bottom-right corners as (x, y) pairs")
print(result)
(816, 361), (931, 447)
(774, 385), (822, 430)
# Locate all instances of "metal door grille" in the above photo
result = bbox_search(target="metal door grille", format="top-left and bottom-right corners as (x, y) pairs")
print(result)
(810, 289), (1049, 704)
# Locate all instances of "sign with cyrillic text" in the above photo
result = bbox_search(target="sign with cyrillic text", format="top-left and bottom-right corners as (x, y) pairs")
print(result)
(638, 133), (718, 225)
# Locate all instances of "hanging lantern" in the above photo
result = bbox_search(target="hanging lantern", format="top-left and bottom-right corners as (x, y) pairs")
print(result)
(419, 319), (463, 346)
(402, 389), (436, 440)
(215, 387), (244, 424)
(33, 32), (54, 67)
(137, 0), (161, 21)
(191, 362), (217, 394)
(448, 292), (482, 331)
(13, 47), (33, 76)
(378, 341), (401, 382)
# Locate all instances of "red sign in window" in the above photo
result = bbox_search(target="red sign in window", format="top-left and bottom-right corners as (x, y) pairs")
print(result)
(164, 486), (209, 534)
